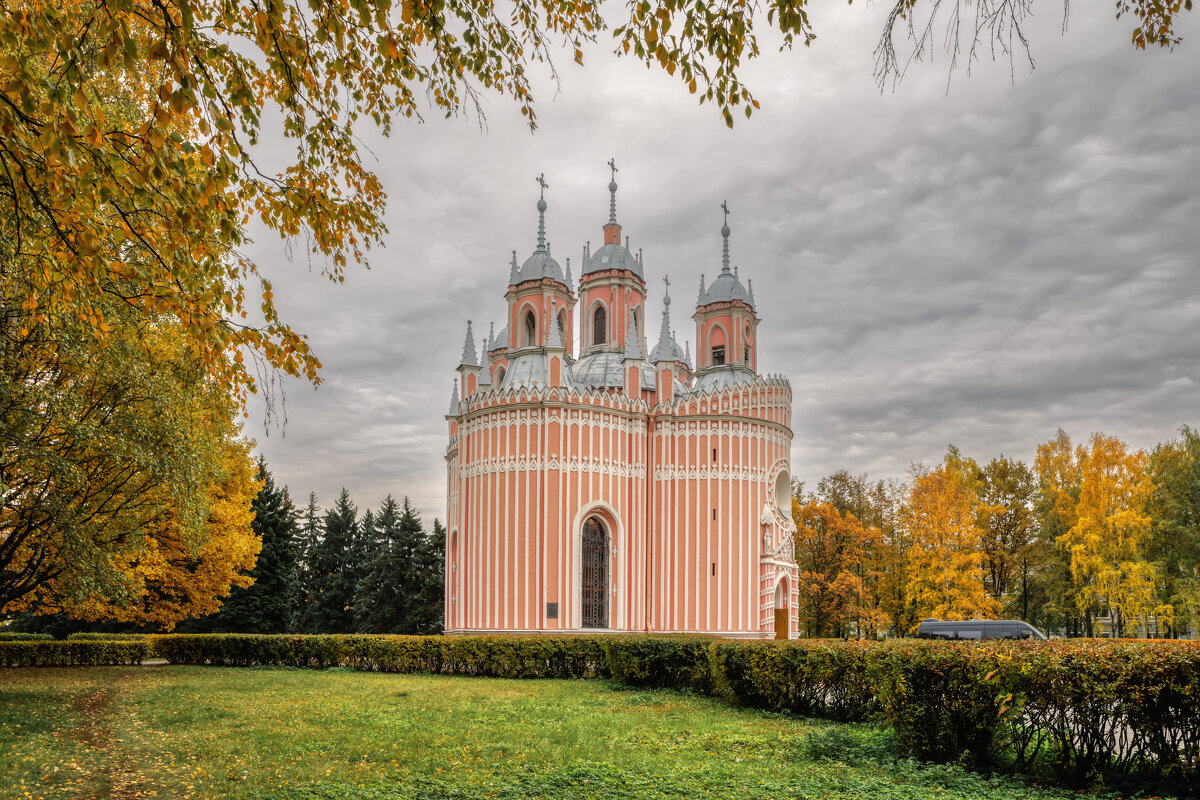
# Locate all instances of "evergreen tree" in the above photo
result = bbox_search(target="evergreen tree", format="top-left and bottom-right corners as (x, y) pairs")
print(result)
(423, 519), (447, 634)
(291, 493), (322, 632)
(215, 457), (300, 633)
(351, 497), (444, 634)
(353, 497), (401, 633)
(296, 488), (358, 633)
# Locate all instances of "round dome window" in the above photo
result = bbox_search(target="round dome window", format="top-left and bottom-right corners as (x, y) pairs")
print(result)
(774, 470), (791, 513)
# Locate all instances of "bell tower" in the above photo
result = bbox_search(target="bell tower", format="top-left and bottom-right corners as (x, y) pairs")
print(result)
(694, 202), (759, 379)
(578, 160), (646, 356)
(505, 174), (576, 356)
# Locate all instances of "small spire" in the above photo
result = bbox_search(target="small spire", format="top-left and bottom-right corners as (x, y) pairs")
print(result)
(448, 379), (461, 415)
(565, 257), (574, 291)
(487, 320), (495, 350)
(623, 317), (642, 360)
(508, 250), (519, 284)
(536, 173), (549, 251)
(697, 273), (707, 304)
(720, 200), (731, 274)
(607, 158), (619, 225)
(748, 279), (756, 307)
(459, 320), (478, 366)
(547, 299), (563, 349)
(684, 340), (693, 369)
(650, 275), (676, 363)
(479, 346), (493, 386)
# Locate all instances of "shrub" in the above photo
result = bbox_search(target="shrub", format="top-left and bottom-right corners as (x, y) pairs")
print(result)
(602, 635), (716, 692)
(714, 640), (879, 721)
(0, 640), (150, 666)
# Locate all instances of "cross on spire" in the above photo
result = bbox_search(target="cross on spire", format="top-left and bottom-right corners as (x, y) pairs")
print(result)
(663, 274), (671, 295)
(535, 174), (549, 250)
(606, 160), (620, 226)
(720, 201), (732, 273)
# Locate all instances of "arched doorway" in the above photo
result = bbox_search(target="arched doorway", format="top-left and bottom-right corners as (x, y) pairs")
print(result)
(774, 578), (789, 640)
(581, 517), (609, 628)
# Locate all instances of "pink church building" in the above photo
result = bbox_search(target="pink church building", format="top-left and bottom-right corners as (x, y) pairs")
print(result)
(445, 168), (798, 638)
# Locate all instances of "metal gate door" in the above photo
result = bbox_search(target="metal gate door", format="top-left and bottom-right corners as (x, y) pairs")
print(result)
(581, 518), (608, 628)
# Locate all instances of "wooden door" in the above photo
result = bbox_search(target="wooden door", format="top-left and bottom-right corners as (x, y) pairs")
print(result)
(774, 608), (788, 640)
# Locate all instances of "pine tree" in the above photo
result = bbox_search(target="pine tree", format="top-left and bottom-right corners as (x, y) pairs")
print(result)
(296, 488), (358, 633)
(215, 457), (299, 633)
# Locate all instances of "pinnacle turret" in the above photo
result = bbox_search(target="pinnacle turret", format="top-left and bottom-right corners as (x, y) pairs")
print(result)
(479, 345), (493, 386)
(459, 320), (478, 367)
(623, 317), (642, 360)
(508, 251), (519, 284)
(650, 275), (677, 364)
(447, 380), (461, 416)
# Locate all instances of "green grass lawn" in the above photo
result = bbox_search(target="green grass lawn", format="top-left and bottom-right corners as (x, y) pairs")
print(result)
(0, 666), (1119, 800)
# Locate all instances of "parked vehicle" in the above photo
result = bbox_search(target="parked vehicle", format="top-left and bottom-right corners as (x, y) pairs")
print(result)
(916, 618), (1047, 641)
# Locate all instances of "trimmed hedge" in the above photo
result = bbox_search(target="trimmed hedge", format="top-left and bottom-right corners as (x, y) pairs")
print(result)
(66, 632), (151, 641)
(0, 639), (151, 666)
(0, 632), (53, 641)
(712, 639), (1200, 788)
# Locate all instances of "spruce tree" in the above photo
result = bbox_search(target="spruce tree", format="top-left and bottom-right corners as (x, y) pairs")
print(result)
(296, 488), (358, 633)
(351, 497), (443, 634)
(353, 497), (401, 633)
(422, 519), (447, 634)
(216, 457), (299, 633)
(291, 493), (322, 632)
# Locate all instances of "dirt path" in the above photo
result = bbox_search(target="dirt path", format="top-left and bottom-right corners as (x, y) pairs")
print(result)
(66, 668), (148, 799)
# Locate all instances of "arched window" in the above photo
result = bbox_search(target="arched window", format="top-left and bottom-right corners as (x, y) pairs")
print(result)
(494, 365), (507, 387)
(523, 309), (537, 347)
(581, 517), (609, 628)
(557, 310), (566, 347)
(710, 325), (727, 366)
(592, 305), (607, 346)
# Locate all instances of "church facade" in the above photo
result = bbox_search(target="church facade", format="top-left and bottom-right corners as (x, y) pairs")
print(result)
(444, 168), (797, 638)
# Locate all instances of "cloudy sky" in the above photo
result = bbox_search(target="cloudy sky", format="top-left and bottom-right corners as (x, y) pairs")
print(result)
(243, 3), (1200, 521)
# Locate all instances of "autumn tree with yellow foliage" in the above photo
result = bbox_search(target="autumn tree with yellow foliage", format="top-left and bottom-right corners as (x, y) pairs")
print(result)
(901, 456), (1002, 627)
(792, 498), (890, 637)
(1037, 431), (1170, 638)
(1, 278), (261, 624)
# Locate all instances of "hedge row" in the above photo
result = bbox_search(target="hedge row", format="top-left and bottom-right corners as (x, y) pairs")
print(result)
(712, 639), (1200, 788)
(149, 633), (711, 681)
(66, 632), (152, 641)
(0, 639), (152, 666)
(0, 632), (53, 641)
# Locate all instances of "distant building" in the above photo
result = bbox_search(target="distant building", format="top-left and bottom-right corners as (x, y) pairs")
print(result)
(444, 167), (797, 637)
